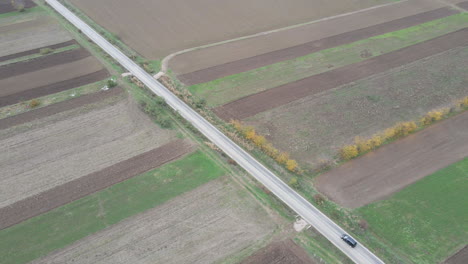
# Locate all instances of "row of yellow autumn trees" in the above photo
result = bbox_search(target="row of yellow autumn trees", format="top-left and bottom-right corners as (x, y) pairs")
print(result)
(230, 120), (299, 172)
(340, 96), (468, 161)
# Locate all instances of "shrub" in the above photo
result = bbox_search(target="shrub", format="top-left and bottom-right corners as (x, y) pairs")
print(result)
(107, 78), (117, 88)
(39, 48), (54, 55)
(227, 159), (237, 166)
(252, 134), (266, 148)
(355, 136), (371, 154)
(286, 159), (298, 172)
(368, 135), (383, 149)
(313, 194), (325, 205)
(263, 143), (279, 158)
(29, 99), (40, 108)
(195, 98), (206, 108)
(457, 96), (468, 109)
(340, 145), (358, 160)
(158, 117), (172, 128)
(359, 219), (369, 231)
(243, 126), (256, 140)
(315, 159), (333, 172)
(288, 177), (299, 189)
(276, 152), (290, 164)
(230, 119), (242, 131)
(394, 121), (417, 137)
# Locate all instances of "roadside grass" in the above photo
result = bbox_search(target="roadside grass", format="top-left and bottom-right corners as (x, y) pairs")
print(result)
(0, 79), (110, 119)
(0, 151), (224, 264)
(0, 6), (42, 20)
(357, 158), (468, 264)
(188, 13), (468, 107)
(295, 231), (354, 264)
(0, 44), (80, 67)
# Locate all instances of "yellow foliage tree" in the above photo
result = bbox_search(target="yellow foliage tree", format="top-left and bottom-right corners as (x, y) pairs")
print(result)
(263, 143), (279, 158)
(276, 152), (290, 164)
(368, 135), (383, 149)
(354, 136), (371, 154)
(252, 134), (267, 147)
(230, 119), (242, 131)
(340, 145), (358, 160)
(420, 110), (445, 126)
(243, 126), (256, 140)
(286, 159), (298, 172)
(457, 96), (468, 108)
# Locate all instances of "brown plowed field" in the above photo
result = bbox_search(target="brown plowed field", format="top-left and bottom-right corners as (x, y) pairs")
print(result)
(171, 0), (445, 75)
(0, 40), (77, 63)
(0, 98), (177, 209)
(70, 0), (393, 59)
(458, 1), (468, 10)
(315, 111), (468, 208)
(178, 7), (457, 85)
(444, 246), (468, 264)
(0, 87), (123, 130)
(214, 29), (468, 121)
(242, 240), (316, 264)
(0, 0), (35, 14)
(0, 139), (194, 229)
(0, 48), (90, 79)
(31, 179), (278, 264)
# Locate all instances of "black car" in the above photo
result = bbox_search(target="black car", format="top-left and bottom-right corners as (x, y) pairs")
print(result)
(341, 234), (357, 248)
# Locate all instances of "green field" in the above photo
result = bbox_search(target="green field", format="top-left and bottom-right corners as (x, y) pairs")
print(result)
(358, 158), (468, 263)
(0, 151), (225, 264)
(188, 13), (468, 107)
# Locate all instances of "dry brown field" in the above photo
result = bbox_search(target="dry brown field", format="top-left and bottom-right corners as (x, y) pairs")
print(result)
(0, 0), (35, 14)
(444, 246), (468, 264)
(315, 111), (468, 208)
(70, 0), (393, 59)
(170, 0), (445, 77)
(242, 240), (316, 264)
(31, 178), (280, 264)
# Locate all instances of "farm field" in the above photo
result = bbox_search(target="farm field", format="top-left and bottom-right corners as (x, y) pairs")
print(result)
(0, 0), (36, 15)
(315, 111), (468, 208)
(69, 0), (393, 59)
(357, 157), (468, 264)
(242, 239), (316, 264)
(444, 246), (468, 264)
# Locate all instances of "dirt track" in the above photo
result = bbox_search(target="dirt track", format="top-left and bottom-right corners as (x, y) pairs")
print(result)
(444, 246), (468, 264)
(242, 240), (316, 264)
(170, 0), (445, 75)
(0, 40), (77, 63)
(178, 7), (457, 85)
(315, 111), (468, 208)
(31, 179), (277, 264)
(0, 139), (194, 229)
(214, 29), (468, 121)
(0, 98), (176, 209)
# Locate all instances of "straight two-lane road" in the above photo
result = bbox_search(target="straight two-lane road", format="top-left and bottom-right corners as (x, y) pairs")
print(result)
(45, 1), (385, 263)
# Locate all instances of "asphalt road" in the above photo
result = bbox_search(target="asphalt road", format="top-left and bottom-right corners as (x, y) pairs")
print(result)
(45, 1), (385, 263)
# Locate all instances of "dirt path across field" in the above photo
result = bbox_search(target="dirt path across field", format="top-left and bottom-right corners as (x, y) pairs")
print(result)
(170, 0), (445, 75)
(242, 240), (316, 264)
(315, 111), (468, 208)
(178, 7), (457, 85)
(0, 139), (194, 230)
(444, 246), (468, 264)
(0, 0), (35, 14)
(0, 48), (90, 80)
(31, 178), (277, 264)
(0, 40), (77, 63)
(214, 29), (468, 121)
(0, 87), (123, 130)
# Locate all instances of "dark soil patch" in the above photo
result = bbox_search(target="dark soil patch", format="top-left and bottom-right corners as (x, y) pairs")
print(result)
(0, 139), (194, 230)
(242, 239), (316, 264)
(0, 87), (123, 130)
(315, 111), (468, 208)
(0, 48), (90, 80)
(0, 69), (109, 107)
(444, 246), (468, 264)
(0, 0), (35, 14)
(457, 1), (468, 10)
(214, 28), (468, 120)
(178, 7), (456, 85)
(0, 40), (77, 63)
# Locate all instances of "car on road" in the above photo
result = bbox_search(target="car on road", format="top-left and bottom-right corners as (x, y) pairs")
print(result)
(341, 234), (357, 248)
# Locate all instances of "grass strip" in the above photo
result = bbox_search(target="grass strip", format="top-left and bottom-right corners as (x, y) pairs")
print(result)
(358, 158), (468, 263)
(0, 44), (80, 67)
(189, 13), (468, 106)
(0, 151), (224, 264)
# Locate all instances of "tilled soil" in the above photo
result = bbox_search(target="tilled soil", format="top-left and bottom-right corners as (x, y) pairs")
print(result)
(242, 240), (316, 264)
(0, 139), (194, 229)
(0, 0), (35, 14)
(315, 111), (468, 208)
(0, 87), (123, 130)
(170, 0), (445, 75)
(458, 1), (468, 9)
(0, 40), (77, 63)
(31, 179), (277, 264)
(0, 48), (90, 80)
(0, 98), (176, 209)
(444, 246), (468, 264)
(214, 29), (468, 121)
(178, 7), (457, 85)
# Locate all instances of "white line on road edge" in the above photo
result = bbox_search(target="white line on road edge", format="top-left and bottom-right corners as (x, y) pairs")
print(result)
(45, 1), (385, 263)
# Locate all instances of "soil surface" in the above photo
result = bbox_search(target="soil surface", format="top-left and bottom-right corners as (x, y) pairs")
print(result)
(70, 0), (392, 59)
(458, 1), (468, 9)
(315, 111), (468, 208)
(178, 7), (457, 85)
(0, 0), (35, 14)
(242, 240), (316, 264)
(444, 246), (468, 264)
(0, 98), (176, 209)
(170, 0), (445, 75)
(0, 139), (194, 229)
(0, 87), (123, 130)
(0, 40), (77, 63)
(31, 178), (278, 264)
(214, 29), (468, 121)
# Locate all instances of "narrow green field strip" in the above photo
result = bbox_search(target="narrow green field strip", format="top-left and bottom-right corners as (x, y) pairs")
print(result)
(189, 13), (468, 107)
(0, 6), (43, 21)
(0, 151), (224, 264)
(358, 158), (468, 264)
(0, 44), (80, 67)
